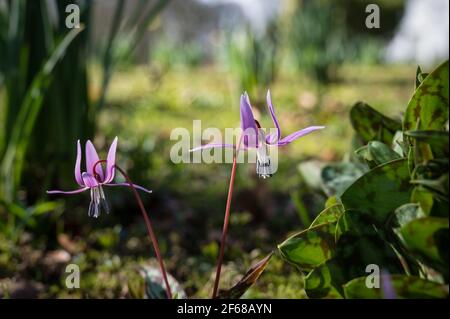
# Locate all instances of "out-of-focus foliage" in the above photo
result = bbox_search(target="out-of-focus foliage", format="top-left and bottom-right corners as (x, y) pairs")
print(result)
(278, 61), (449, 299)
(289, 0), (348, 83)
(0, 1), (90, 203)
(287, 0), (404, 83)
(225, 21), (280, 107)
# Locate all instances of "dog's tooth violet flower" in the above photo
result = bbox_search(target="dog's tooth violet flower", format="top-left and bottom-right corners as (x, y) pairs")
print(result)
(47, 137), (151, 218)
(192, 90), (325, 178)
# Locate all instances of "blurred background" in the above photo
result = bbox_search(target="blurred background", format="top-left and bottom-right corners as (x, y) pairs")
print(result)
(0, 0), (448, 298)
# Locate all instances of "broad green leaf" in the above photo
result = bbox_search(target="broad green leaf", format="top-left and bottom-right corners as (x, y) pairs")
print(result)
(411, 186), (434, 215)
(344, 275), (448, 299)
(411, 174), (449, 202)
(330, 212), (405, 290)
(321, 162), (367, 197)
(411, 186), (447, 218)
(304, 264), (343, 299)
(341, 159), (413, 224)
(355, 141), (401, 168)
(310, 204), (344, 227)
(403, 60), (449, 132)
(350, 102), (402, 145)
(405, 130), (449, 158)
(399, 217), (449, 277)
(278, 223), (336, 271)
(217, 253), (273, 299)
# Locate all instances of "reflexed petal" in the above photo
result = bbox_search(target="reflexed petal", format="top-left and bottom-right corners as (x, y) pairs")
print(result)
(75, 140), (84, 187)
(190, 143), (235, 152)
(277, 126), (325, 146)
(106, 183), (152, 193)
(266, 90), (281, 144)
(82, 172), (99, 188)
(85, 140), (104, 181)
(240, 93), (258, 148)
(104, 136), (118, 183)
(47, 188), (88, 195)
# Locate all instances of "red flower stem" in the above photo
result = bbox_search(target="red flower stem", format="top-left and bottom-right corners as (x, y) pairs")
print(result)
(93, 160), (172, 299)
(212, 136), (243, 299)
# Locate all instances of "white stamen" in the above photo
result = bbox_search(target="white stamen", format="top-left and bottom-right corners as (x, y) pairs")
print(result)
(256, 128), (274, 179)
(88, 185), (109, 218)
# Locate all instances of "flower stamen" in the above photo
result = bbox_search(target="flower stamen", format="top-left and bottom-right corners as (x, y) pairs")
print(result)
(256, 126), (273, 179)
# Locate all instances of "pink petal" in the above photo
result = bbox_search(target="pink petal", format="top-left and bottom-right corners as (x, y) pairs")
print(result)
(190, 143), (235, 152)
(266, 90), (281, 144)
(277, 126), (325, 146)
(75, 140), (84, 187)
(85, 140), (104, 181)
(104, 136), (118, 183)
(106, 183), (152, 194)
(47, 188), (88, 195)
(82, 172), (99, 188)
(240, 93), (258, 148)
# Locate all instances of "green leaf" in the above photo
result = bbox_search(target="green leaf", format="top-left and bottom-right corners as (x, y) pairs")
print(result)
(399, 217), (449, 277)
(411, 174), (449, 202)
(411, 186), (434, 215)
(31, 201), (63, 216)
(331, 211), (405, 287)
(405, 130), (449, 158)
(350, 102), (402, 145)
(304, 264), (343, 299)
(278, 223), (337, 271)
(310, 204), (344, 227)
(344, 275), (448, 299)
(403, 60), (449, 132)
(0, 26), (84, 201)
(321, 162), (367, 197)
(355, 141), (402, 168)
(217, 253), (273, 299)
(341, 159), (413, 224)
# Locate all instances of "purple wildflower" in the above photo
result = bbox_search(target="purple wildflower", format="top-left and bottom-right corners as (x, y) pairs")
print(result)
(192, 90), (325, 178)
(47, 137), (151, 218)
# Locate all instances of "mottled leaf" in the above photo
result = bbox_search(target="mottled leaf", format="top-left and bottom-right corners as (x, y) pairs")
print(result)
(405, 130), (449, 158)
(411, 173), (449, 202)
(399, 217), (449, 277)
(411, 186), (434, 215)
(355, 141), (402, 168)
(278, 223), (336, 271)
(403, 60), (449, 132)
(341, 159), (413, 224)
(344, 275), (448, 299)
(350, 102), (402, 145)
(321, 162), (367, 197)
(304, 264), (343, 299)
(310, 204), (344, 227)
